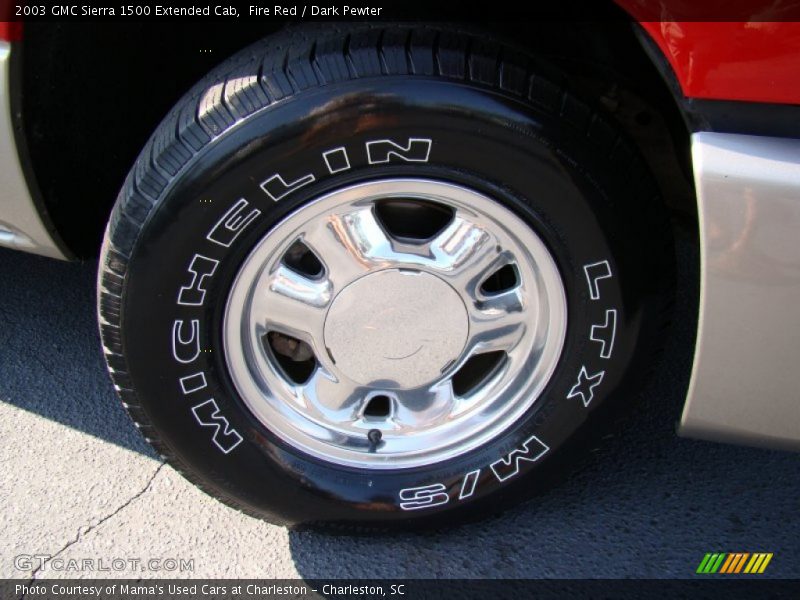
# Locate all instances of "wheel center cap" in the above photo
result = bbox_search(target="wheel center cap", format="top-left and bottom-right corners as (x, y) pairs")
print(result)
(324, 269), (468, 388)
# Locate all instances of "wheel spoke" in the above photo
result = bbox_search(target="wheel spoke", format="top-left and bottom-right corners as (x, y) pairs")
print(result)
(393, 380), (456, 429)
(301, 368), (363, 423)
(466, 290), (530, 354)
(429, 213), (507, 294)
(250, 264), (331, 343)
(301, 208), (392, 287)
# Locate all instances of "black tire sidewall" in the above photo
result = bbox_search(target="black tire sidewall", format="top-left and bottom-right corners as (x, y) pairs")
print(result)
(121, 78), (658, 527)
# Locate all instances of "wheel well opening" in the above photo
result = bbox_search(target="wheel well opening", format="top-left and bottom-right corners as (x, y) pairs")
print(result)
(16, 15), (695, 258)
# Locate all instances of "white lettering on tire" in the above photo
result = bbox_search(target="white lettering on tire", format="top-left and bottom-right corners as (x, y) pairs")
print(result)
(172, 319), (200, 364)
(397, 436), (552, 510)
(206, 198), (261, 248)
(322, 147), (351, 174)
(399, 484), (449, 511)
(191, 399), (243, 454)
(490, 436), (549, 483)
(583, 260), (612, 301)
(258, 138), (433, 205)
(580, 257), (617, 407)
(458, 469), (480, 500)
(566, 366), (605, 408)
(590, 308), (617, 360)
(177, 255), (219, 306)
(179, 372), (208, 395)
(366, 138), (432, 164)
(260, 172), (316, 202)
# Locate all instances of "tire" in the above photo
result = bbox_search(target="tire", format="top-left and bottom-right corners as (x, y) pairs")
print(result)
(98, 24), (674, 529)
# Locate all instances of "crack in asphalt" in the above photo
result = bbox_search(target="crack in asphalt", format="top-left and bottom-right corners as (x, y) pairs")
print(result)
(20, 462), (166, 595)
(29, 352), (73, 388)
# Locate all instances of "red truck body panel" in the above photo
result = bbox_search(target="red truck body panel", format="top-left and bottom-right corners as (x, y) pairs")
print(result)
(4, 3), (800, 104)
(0, 22), (22, 43)
(616, 1), (800, 105)
(636, 20), (800, 105)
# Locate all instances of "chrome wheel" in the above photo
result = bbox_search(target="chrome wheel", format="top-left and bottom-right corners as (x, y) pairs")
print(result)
(224, 179), (567, 469)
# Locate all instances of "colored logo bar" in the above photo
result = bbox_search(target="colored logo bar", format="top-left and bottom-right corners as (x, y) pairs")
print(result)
(696, 553), (773, 574)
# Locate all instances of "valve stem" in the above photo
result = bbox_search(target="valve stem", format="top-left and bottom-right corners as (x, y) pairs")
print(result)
(367, 429), (382, 452)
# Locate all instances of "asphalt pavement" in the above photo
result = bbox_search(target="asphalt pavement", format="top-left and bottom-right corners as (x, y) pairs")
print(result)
(1, 229), (798, 580)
